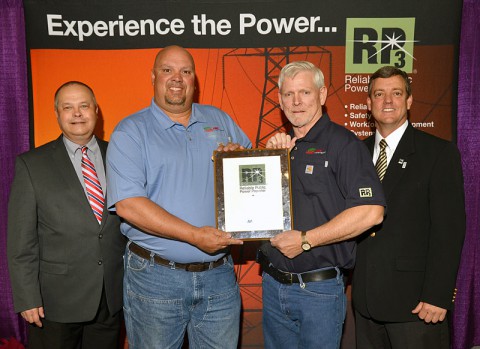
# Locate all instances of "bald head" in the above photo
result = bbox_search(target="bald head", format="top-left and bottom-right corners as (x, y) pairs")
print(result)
(153, 45), (195, 72)
(151, 46), (196, 120)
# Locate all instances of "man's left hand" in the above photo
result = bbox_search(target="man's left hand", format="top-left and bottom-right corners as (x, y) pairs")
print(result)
(412, 302), (447, 323)
(270, 230), (303, 259)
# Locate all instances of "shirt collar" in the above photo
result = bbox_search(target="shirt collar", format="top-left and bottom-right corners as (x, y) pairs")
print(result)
(294, 113), (330, 143)
(63, 135), (99, 158)
(150, 99), (206, 130)
(375, 119), (408, 154)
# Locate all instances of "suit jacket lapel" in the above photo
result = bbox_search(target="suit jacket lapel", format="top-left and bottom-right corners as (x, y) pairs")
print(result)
(50, 135), (103, 227)
(365, 136), (375, 155)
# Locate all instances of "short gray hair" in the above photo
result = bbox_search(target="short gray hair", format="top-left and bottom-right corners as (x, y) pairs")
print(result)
(278, 61), (325, 91)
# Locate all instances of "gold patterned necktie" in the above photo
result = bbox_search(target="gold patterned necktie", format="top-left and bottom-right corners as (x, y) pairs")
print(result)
(81, 146), (104, 224)
(375, 139), (388, 181)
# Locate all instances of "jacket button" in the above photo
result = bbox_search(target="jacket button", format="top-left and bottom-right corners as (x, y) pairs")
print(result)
(98, 260), (103, 265)
(98, 234), (103, 239)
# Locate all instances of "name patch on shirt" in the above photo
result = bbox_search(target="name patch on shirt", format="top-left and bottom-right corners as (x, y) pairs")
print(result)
(359, 187), (373, 197)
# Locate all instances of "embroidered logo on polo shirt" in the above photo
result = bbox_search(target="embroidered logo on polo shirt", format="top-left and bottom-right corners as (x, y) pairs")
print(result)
(305, 147), (326, 155)
(203, 126), (227, 142)
(204, 126), (220, 132)
(359, 188), (373, 197)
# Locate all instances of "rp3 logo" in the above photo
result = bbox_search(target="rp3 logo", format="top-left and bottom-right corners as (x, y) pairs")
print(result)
(345, 18), (417, 73)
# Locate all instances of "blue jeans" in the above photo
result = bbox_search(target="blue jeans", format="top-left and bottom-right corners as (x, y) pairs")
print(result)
(262, 269), (346, 349)
(123, 244), (241, 349)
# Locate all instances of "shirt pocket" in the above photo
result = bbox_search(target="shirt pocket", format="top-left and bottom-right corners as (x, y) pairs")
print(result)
(295, 156), (330, 195)
(201, 125), (230, 145)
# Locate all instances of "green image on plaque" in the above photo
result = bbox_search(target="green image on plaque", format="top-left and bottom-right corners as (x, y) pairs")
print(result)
(213, 148), (293, 239)
(239, 164), (266, 186)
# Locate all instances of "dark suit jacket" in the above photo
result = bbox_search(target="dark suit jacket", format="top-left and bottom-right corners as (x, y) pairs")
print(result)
(352, 124), (465, 322)
(7, 136), (126, 323)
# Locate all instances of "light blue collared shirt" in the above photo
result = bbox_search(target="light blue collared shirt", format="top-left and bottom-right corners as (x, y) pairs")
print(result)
(107, 99), (251, 263)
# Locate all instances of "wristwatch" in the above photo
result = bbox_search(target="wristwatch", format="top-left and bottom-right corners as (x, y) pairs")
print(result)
(301, 231), (311, 251)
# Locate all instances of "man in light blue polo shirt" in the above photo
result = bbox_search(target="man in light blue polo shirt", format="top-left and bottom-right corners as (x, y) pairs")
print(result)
(106, 46), (251, 349)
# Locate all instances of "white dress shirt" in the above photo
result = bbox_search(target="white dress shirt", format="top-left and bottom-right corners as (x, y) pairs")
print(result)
(372, 120), (409, 167)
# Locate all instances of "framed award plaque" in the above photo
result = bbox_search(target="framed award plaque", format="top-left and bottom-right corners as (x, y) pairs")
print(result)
(213, 148), (293, 240)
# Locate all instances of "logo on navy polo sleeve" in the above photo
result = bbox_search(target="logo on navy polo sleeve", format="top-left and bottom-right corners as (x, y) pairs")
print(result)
(359, 188), (373, 197)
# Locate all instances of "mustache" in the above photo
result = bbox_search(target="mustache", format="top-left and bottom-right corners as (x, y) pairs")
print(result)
(167, 82), (185, 88)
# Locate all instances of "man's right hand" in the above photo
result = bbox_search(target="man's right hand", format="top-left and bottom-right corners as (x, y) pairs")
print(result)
(265, 133), (297, 150)
(194, 227), (243, 254)
(21, 307), (45, 327)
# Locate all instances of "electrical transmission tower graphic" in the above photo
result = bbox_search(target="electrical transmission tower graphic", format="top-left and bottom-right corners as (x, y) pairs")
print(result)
(223, 46), (333, 147)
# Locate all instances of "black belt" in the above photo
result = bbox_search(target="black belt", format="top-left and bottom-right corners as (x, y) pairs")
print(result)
(257, 250), (339, 284)
(128, 242), (227, 272)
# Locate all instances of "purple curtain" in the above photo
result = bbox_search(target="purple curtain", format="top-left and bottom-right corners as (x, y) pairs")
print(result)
(0, 0), (478, 347)
(0, 0), (29, 344)
(452, 0), (480, 348)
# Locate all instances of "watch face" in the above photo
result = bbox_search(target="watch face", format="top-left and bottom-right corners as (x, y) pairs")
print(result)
(302, 243), (311, 251)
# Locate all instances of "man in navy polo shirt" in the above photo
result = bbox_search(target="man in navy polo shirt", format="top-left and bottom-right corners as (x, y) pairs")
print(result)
(259, 61), (386, 349)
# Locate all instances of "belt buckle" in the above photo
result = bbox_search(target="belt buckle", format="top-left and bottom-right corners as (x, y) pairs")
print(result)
(280, 270), (293, 284)
(185, 263), (203, 272)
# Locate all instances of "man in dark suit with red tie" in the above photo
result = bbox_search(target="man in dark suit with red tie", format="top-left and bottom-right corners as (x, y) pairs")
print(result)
(353, 66), (466, 348)
(7, 81), (126, 349)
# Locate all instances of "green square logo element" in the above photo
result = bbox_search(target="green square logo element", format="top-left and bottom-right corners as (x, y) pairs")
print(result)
(239, 164), (266, 186)
(345, 18), (416, 73)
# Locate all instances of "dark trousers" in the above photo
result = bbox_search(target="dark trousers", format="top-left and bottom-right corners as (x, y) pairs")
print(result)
(355, 310), (450, 349)
(27, 289), (122, 349)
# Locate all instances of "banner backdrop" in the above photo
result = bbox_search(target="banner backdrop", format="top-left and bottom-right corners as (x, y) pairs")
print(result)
(23, 0), (462, 347)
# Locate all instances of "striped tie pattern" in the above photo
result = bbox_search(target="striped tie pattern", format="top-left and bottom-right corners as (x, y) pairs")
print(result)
(375, 139), (388, 181)
(81, 146), (104, 224)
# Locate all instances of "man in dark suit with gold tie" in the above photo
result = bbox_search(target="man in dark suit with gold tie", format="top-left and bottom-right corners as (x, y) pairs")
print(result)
(353, 66), (466, 348)
(7, 81), (126, 349)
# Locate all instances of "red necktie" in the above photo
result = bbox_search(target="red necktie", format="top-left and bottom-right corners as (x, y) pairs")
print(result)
(81, 146), (104, 224)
